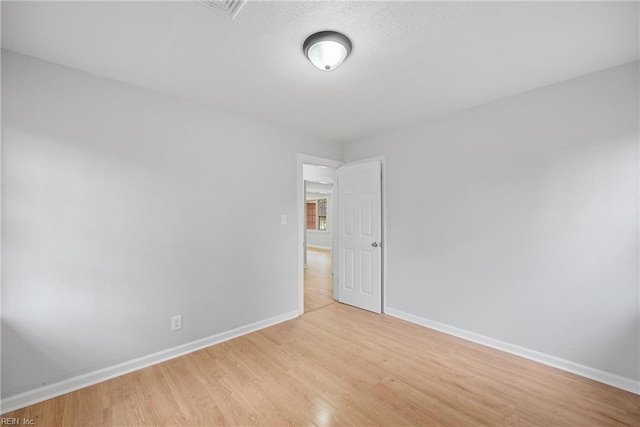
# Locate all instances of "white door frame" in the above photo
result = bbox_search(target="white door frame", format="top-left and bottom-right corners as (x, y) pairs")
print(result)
(297, 154), (387, 315)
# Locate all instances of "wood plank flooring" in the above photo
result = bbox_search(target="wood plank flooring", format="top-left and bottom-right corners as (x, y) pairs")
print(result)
(4, 279), (639, 425)
(304, 248), (335, 313)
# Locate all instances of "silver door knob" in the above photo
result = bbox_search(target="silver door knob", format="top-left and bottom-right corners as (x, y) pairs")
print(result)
(371, 242), (379, 247)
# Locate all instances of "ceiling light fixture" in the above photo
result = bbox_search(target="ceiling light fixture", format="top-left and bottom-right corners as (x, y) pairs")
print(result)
(303, 31), (352, 71)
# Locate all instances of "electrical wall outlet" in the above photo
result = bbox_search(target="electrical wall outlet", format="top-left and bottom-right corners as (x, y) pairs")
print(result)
(171, 315), (182, 331)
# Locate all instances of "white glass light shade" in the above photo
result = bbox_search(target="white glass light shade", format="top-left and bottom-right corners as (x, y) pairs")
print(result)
(307, 40), (348, 71)
(303, 31), (352, 71)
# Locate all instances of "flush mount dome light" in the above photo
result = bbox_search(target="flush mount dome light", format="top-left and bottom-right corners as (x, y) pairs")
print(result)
(303, 31), (352, 71)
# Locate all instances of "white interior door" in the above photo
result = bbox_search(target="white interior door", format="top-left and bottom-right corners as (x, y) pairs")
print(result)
(337, 161), (382, 313)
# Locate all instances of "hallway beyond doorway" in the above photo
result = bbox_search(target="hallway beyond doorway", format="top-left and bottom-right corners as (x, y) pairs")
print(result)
(304, 247), (335, 312)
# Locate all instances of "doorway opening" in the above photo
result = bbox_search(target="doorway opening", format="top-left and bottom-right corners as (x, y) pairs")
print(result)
(303, 163), (336, 312)
(297, 155), (342, 315)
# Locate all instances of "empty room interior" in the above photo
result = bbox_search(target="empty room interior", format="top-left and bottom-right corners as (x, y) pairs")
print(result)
(1, 1), (639, 425)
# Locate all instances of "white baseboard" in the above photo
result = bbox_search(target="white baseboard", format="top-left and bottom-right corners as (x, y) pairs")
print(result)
(384, 307), (640, 395)
(1, 310), (299, 414)
(307, 244), (331, 250)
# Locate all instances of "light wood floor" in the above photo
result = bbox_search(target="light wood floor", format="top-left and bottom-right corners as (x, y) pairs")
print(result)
(4, 291), (639, 425)
(304, 248), (335, 313)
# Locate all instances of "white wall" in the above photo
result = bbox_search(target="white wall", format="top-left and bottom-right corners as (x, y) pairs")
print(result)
(344, 62), (639, 383)
(1, 51), (342, 398)
(306, 231), (331, 249)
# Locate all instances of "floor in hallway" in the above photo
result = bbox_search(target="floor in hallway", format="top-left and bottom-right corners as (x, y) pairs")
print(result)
(304, 247), (335, 312)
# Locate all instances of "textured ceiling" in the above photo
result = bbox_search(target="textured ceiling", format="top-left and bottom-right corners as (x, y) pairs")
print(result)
(2, 1), (638, 142)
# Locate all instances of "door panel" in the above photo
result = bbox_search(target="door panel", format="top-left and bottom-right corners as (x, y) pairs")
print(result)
(337, 161), (382, 313)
